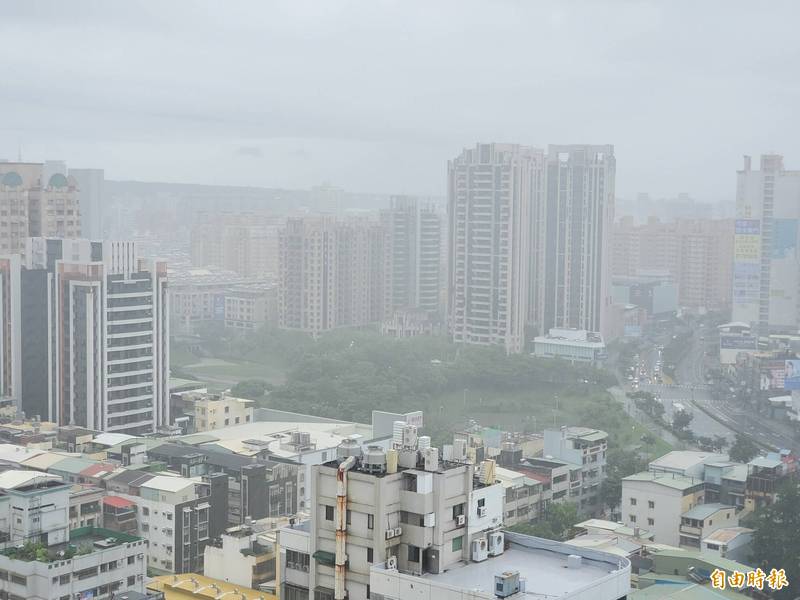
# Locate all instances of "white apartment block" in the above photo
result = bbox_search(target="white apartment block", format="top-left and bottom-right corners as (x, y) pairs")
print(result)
(308, 425), (504, 600)
(448, 144), (538, 354)
(544, 427), (608, 515)
(187, 391), (254, 431)
(733, 154), (800, 333)
(621, 472), (705, 547)
(0, 470), (147, 600)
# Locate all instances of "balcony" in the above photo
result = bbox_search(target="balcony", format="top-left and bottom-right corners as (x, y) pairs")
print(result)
(400, 490), (434, 514)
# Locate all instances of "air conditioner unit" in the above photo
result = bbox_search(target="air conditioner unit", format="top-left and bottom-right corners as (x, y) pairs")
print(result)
(302, 564), (309, 572)
(394, 527), (402, 536)
(477, 506), (487, 518)
(386, 555), (398, 570)
(488, 531), (505, 556)
(471, 538), (488, 562)
(385, 529), (395, 539)
(456, 514), (466, 526)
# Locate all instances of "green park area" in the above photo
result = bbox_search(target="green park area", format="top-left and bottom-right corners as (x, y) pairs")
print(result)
(170, 325), (671, 462)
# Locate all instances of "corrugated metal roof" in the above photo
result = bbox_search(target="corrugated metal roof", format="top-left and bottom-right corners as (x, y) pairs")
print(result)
(681, 503), (734, 520)
(0, 470), (61, 490)
(49, 457), (98, 475)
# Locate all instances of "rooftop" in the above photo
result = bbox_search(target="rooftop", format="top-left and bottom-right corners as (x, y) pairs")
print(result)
(92, 432), (137, 447)
(623, 472), (704, 491)
(0, 469), (62, 491)
(681, 503), (734, 520)
(374, 531), (629, 598)
(748, 456), (782, 469)
(103, 495), (136, 509)
(140, 474), (197, 493)
(649, 451), (729, 473)
(702, 527), (753, 544)
(1, 527), (141, 563)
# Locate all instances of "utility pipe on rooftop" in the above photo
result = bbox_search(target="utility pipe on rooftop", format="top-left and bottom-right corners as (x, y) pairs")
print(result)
(335, 455), (356, 600)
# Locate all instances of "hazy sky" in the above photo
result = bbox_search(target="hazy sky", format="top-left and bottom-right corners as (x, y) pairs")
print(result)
(2, 0), (799, 202)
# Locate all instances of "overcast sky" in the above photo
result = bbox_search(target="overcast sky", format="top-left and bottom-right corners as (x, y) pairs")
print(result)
(2, 0), (799, 202)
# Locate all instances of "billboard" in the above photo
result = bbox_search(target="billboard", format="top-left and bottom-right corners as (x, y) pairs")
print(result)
(772, 219), (798, 259)
(719, 334), (757, 350)
(784, 360), (800, 390)
(732, 219), (762, 321)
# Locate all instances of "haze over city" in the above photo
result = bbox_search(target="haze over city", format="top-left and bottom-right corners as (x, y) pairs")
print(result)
(3, 0), (800, 201)
(0, 2), (799, 600)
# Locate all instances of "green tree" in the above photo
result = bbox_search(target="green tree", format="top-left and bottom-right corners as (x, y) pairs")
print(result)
(511, 502), (578, 541)
(231, 378), (272, 400)
(601, 448), (647, 511)
(672, 410), (693, 432)
(750, 480), (800, 598)
(729, 433), (760, 463)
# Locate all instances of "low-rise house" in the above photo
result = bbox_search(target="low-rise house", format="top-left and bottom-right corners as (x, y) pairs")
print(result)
(678, 503), (738, 550)
(204, 521), (278, 590)
(69, 485), (104, 530)
(701, 526), (754, 564)
(622, 472), (705, 547)
(543, 426), (608, 515)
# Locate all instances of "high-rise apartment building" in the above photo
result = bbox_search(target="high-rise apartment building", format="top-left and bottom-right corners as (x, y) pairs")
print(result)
(191, 212), (282, 279)
(612, 217), (734, 312)
(69, 167), (105, 239)
(0, 255), (21, 410)
(0, 161), (82, 253)
(533, 145), (615, 337)
(2, 238), (170, 434)
(733, 154), (800, 333)
(447, 144), (538, 354)
(278, 216), (387, 335)
(380, 196), (443, 316)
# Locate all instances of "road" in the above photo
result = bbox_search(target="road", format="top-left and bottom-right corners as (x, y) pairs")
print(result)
(667, 327), (796, 451)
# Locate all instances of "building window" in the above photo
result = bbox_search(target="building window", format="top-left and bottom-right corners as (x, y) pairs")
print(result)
(407, 546), (420, 562)
(452, 536), (463, 552)
(452, 503), (465, 519)
(648, 518), (654, 526)
(325, 505), (334, 521)
(346, 510), (351, 525)
(630, 498), (637, 506)
(367, 513), (374, 529)
(630, 515), (636, 523)
(648, 501), (655, 509)
(367, 547), (373, 563)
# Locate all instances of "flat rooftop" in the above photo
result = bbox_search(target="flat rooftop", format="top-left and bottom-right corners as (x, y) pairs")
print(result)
(375, 532), (628, 598)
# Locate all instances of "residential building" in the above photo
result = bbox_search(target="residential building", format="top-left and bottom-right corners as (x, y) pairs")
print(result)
(145, 442), (299, 524)
(0, 527), (147, 600)
(0, 161), (81, 255)
(543, 426), (608, 515)
(175, 392), (254, 432)
(191, 212), (282, 279)
(68, 485), (104, 530)
(308, 424), (504, 600)
(380, 196), (442, 316)
(0, 255), (21, 411)
(534, 145), (615, 338)
(113, 473), (228, 575)
(648, 451), (729, 479)
(495, 466), (544, 527)
(733, 154), (800, 333)
(678, 503), (738, 550)
(278, 216), (387, 335)
(621, 472), (705, 546)
(612, 217), (734, 312)
(203, 521), (277, 590)
(147, 574), (277, 600)
(533, 328), (607, 365)
(369, 531), (630, 600)
(0, 470), (70, 545)
(103, 495), (138, 535)
(224, 285), (277, 331)
(69, 168), (105, 240)
(521, 457), (576, 509)
(447, 143), (538, 353)
(17, 238), (169, 435)
(701, 526), (754, 564)
(277, 519), (311, 600)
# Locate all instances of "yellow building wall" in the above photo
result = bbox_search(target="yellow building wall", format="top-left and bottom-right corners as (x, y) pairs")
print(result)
(148, 574), (277, 600)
